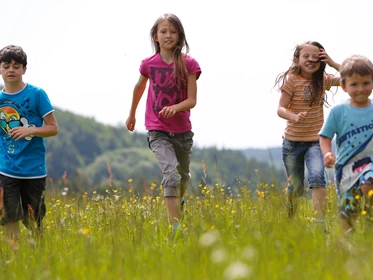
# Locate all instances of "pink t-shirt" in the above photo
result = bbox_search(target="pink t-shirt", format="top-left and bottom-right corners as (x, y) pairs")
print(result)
(140, 53), (201, 133)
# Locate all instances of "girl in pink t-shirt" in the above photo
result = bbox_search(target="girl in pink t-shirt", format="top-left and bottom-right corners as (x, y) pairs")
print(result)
(126, 13), (201, 239)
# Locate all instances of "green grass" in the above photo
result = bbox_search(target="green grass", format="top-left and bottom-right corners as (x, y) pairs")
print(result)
(1, 183), (372, 280)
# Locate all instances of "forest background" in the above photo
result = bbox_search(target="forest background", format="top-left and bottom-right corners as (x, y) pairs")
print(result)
(0, 85), (334, 197)
(46, 108), (286, 195)
(0, 83), (288, 196)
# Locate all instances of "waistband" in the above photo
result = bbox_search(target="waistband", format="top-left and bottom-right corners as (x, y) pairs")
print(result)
(149, 130), (191, 137)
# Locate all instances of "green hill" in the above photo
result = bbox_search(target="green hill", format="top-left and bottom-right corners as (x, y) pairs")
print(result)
(45, 108), (285, 194)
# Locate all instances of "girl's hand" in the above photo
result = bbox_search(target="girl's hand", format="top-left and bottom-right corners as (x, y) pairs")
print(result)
(292, 112), (307, 122)
(320, 48), (340, 71)
(319, 49), (334, 66)
(125, 116), (136, 131)
(159, 106), (176, 119)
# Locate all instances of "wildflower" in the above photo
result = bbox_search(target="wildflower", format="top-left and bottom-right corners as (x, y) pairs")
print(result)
(128, 179), (133, 183)
(223, 261), (252, 280)
(355, 195), (360, 200)
(199, 230), (220, 248)
(78, 228), (90, 235)
(210, 247), (227, 263)
(369, 190), (373, 197)
(242, 245), (256, 261)
(362, 210), (367, 215)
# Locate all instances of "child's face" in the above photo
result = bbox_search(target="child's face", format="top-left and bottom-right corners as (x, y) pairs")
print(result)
(298, 44), (321, 79)
(0, 59), (26, 85)
(154, 20), (179, 52)
(341, 73), (373, 108)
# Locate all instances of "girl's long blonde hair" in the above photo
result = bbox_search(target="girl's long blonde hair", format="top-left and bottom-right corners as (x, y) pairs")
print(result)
(150, 13), (190, 86)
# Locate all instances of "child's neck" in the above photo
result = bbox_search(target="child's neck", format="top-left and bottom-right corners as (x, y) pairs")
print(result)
(299, 72), (312, 80)
(159, 50), (174, 64)
(3, 81), (26, 94)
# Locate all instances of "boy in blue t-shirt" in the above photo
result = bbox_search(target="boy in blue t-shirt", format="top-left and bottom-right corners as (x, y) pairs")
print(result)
(319, 55), (373, 234)
(0, 45), (58, 240)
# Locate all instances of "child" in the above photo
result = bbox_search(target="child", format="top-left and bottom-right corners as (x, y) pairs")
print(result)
(125, 13), (201, 238)
(0, 45), (58, 240)
(320, 55), (373, 234)
(274, 41), (340, 222)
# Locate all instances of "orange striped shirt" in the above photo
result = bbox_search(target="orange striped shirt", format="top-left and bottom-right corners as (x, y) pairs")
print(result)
(282, 73), (339, 142)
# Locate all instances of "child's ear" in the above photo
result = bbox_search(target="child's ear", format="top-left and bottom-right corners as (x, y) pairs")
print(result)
(22, 66), (27, 74)
(340, 83), (347, 92)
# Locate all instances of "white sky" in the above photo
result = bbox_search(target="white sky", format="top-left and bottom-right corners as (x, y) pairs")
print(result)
(2, 0), (373, 149)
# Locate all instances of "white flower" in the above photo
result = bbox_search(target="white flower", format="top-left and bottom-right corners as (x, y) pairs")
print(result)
(199, 230), (220, 247)
(210, 247), (227, 263)
(223, 261), (252, 280)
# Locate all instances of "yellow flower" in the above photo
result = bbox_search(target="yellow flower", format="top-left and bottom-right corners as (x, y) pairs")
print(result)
(128, 178), (133, 183)
(78, 228), (90, 235)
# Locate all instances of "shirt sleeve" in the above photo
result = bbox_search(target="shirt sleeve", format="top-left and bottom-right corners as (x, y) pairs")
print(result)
(185, 55), (201, 79)
(36, 88), (54, 118)
(281, 75), (294, 97)
(319, 107), (338, 139)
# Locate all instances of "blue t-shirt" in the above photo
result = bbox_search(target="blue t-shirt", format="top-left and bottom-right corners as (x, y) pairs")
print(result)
(0, 83), (54, 178)
(319, 100), (373, 167)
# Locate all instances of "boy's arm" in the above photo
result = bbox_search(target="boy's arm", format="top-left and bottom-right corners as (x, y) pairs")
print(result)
(320, 135), (335, 168)
(9, 112), (58, 140)
(40, 112), (59, 137)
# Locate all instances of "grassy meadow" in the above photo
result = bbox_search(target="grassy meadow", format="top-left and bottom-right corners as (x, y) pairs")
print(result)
(1, 179), (373, 280)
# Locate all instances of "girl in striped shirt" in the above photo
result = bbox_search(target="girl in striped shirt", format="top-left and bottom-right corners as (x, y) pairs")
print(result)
(274, 41), (340, 224)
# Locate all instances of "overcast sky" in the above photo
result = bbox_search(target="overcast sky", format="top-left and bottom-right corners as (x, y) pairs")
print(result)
(2, 0), (372, 149)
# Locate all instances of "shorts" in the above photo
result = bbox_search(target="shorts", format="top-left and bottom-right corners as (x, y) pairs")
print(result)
(338, 170), (373, 218)
(0, 174), (46, 228)
(282, 138), (326, 196)
(147, 130), (194, 197)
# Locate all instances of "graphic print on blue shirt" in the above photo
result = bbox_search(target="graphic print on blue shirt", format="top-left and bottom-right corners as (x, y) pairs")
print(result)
(0, 101), (36, 141)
